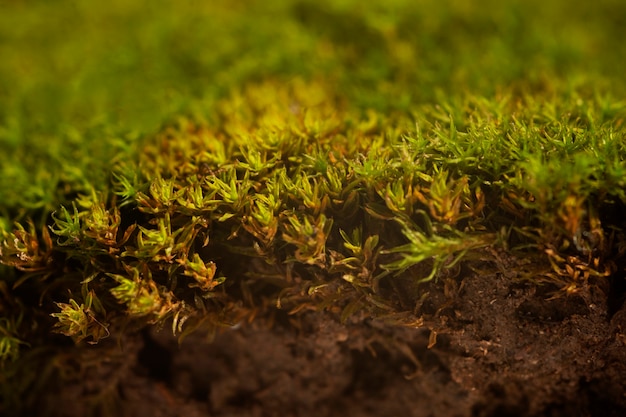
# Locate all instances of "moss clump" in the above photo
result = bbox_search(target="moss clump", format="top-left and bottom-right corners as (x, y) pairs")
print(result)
(1, 0), (626, 413)
(2, 80), (625, 365)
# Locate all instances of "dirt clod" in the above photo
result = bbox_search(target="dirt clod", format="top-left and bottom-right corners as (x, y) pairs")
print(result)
(25, 258), (626, 417)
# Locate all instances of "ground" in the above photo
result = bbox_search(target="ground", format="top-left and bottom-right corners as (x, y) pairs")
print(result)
(27, 253), (626, 417)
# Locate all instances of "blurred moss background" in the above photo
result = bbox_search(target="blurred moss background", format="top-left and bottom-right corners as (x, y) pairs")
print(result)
(1, 0), (625, 223)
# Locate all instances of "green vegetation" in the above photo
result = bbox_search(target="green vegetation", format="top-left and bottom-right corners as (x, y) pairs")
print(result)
(1, 0), (625, 408)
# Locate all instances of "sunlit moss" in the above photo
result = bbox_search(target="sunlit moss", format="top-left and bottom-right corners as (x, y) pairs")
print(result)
(1, 78), (625, 369)
(1, 0), (626, 381)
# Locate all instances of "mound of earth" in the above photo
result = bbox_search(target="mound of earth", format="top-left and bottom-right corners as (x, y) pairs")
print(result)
(31, 255), (626, 417)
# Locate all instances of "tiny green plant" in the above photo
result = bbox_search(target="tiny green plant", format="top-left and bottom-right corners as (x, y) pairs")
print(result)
(1, 4), (626, 416)
(3, 78), (625, 367)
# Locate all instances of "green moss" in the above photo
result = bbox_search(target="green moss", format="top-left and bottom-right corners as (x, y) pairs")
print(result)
(1, 0), (625, 388)
(2, 80), (625, 366)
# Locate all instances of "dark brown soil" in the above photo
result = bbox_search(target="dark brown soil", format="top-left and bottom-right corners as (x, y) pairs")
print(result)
(16, 255), (626, 417)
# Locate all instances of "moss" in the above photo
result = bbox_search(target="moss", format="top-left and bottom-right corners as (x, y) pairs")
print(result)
(1, 0), (626, 411)
(2, 79), (625, 363)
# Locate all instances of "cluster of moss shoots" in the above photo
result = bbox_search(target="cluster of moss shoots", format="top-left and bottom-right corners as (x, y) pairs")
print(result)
(1, 80), (625, 366)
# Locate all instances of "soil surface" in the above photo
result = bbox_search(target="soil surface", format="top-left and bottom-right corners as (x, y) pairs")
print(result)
(21, 254), (626, 417)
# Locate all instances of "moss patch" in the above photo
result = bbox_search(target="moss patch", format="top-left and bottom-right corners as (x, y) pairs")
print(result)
(1, 0), (626, 415)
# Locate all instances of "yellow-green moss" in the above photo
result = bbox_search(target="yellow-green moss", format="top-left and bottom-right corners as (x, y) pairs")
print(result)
(1, 0), (626, 372)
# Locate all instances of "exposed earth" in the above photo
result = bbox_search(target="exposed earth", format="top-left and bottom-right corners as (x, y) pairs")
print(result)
(17, 253), (626, 417)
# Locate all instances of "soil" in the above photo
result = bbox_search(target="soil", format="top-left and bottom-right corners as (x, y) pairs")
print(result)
(16, 253), (626, 417)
